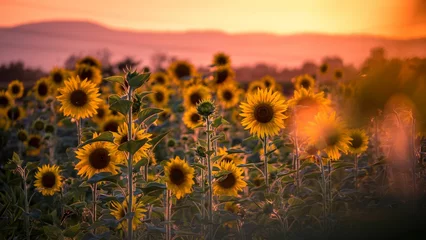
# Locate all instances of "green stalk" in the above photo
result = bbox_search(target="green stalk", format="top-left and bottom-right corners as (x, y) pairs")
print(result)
(92, 183), (97, 234)
(263, 136), (269, 188)
(354, 154), (358, 190)
(23, 173), (30, 240)
(318, 155), (327, 230)
(165, 189), (172, 240)
(77, 118), (83, 145)
(127, 87), (134, 240)
(206, 116), (213, 238)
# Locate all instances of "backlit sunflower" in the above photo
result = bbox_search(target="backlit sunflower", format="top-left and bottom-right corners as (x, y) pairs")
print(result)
(305, 112), (351, 160)
(77, 56), (102, 69)
(213, 66), (234, 87)
(0, 91), (14, 110)
(247, 80), (265, 94)
(348, 129), (369, 154)
(75, 64), (102, 85)
(213, 162), (246, 196)
(49, 67), (69, 88)
(213, 52), (231, 66)
(293, 74), (315, 90)
(110, 196), (147, 230)
(5, 106), (25, 122)
(240, 88), (288, 138)
(319, 63), (329, 75)
(260, 75), (277, 90)
(183, 107), (203, 129)
(168, 60), (196, 83)
(150, 72), (170, 86)
(164, 156), (195, 199)
(75, 132), (118, 178)
(183, 84), (211, 109)
(34, 165), (62, 196)
(149, 85), (171, 107)
(99, 115), (124, 132)
(26, 134), (43, 156)
(33, 78), (52, 102)
(217, 83), (242, 109)
(91, 102), (110, 124)
(112, 123), (152, 164)
(217, 147), (244, 165)
(57, 76), (102, 119)
(7, 80), (24, 99)
(17, 129), (28, 142)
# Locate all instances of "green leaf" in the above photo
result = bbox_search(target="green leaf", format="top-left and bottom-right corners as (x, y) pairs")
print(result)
(212, 116), (229, 128)
(226, 148), (249, 154)
(141, 182), (167, 194)
(144, 114), (158, 127)
(214, 170), (232, 179)
(133, 157), (149, 172)
(63, 223), (80, 238)
(87, 172), (121, 184)
(191, 163), (207, 170)
(43, 225), (63, 240)
(78, 132), (114, 148)
(118, 139), (149, 155)
(109, 95), (132, 115)
(149, 131), (170, 150)
(138, 108), (163, 123)
(104, 76), (124, 84)
(136, 91), (154, 101)
(128, 72), (150, 88)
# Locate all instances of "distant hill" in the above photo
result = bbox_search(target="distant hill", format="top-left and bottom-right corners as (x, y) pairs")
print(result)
(1, 20), (425, 71)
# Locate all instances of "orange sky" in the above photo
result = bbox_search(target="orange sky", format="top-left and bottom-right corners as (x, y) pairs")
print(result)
(1, 0), (425, 38)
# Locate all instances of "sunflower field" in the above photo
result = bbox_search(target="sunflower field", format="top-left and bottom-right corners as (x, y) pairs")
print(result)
(1, 53), (426, 240)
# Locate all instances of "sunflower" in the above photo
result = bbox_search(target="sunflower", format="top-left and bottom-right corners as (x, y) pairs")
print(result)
(17, 129), (28, 142)
(34, 78), (52, 102)
(213, 66), (234, 86)
(164, 156), (195, 199)
(183, 107), (203, 129)
(110, 196), (146, 230)
(348, 129), (369, 154)
(240, 88), (288, 138)
(217, 147), (244, 165)
(213, 162), (246, 196)
(168, 60), (196, 83)
(247, 80), (265, 94)
(217, 83), (242, 109)
(112, 123), (152, 164)
(183, 84), (211, 109)
(293, 74), (315, 90)
(7, 80), (24, 99)
(75, 132), (118, 178)
(213, 52), (231, 66)
(99, 115), (124, 132)
(305, 112), (351, 160)
(0, 91), (14, 110)
(26, 134), (43, 156)
(33, 119), (45, 131)
(334, 69), (343, 80)
(34, 165), (62, 196)
(260, 75), (277, 90)
(77, 56), (102, 69)
(149, 85), (171, 107)
(319, 63), (329, 75)
(49, 67), (69, 87)
(150, 72), (170, 86)
(5, 106), (25, 122)
(57, 76), (102, 119)
(91, 102), (110, 124)
(75, 64), (102, 85)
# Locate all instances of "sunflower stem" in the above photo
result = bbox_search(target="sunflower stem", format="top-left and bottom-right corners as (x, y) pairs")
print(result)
(317, 155), (327, 230)
(127, 87), (134, 240)
(354, 154), (358, 191)
(77, 118), (83, 145)
(92, 183), (97, 234)
(23, 171), (30, 240)
(206, 116), (213, 239)
(263, 136), (269, 189)
(165, 189), (172, 240)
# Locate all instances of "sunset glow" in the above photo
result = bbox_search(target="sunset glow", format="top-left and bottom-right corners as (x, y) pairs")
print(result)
(1, 0), (425, 38)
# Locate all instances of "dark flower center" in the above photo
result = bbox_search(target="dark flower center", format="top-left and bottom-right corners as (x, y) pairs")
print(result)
(34, 121), (45, 131)
(254, 103), (274, 123)
(264, 81), (271, 88)
(223, 90), (233, 101)
(89, 148), (111, 169)
(103, 121), (119, 132)
(300, 79), (311, 89)
(190, 113), (201, 123)
(28, 137), (41, 148)
(79, 68), (94, 81)
(96, 108), (105, 119)
(222, 157), (233, 163)
(154, 92), (165, 102)
(350, 134), (363, 149)
(79, 58), (98, 67)
(218, 173), (236, 189)
(156, 76), (165, 84)
(18, 131), (28, 141)
(325, 128), (340, 146)
(190, 92), (202, 106)
(120, 134), (128, 145)
(45, 125), (55, 133)
(170, 167), (185, 185)
(7, 107), (20, 121)
(175, 63), (191, 79)
(335, 71), (342, 79)
(37, 83), (48, 96)
(216, 55), (228, 65)
(53, 72), (63, 84)
(320, 64), (328, 73)
(70, 90), (88, 107)
(11, 85), (21, 94)
(41, 172), (56, 188)
(0, 96), (9, 107)
(216, 69), (229, 84)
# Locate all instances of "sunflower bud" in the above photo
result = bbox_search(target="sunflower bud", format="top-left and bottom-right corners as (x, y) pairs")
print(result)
(196, 99), (215, 117)
(45, 124), (55, 133)
(167, 139), (176, 148)
(196, 145), (206, 158)
(17, 130), (28, 142)
(33, 119), (45, 131)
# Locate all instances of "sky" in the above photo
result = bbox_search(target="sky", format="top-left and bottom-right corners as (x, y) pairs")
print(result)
(1, 0), (426, 38)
